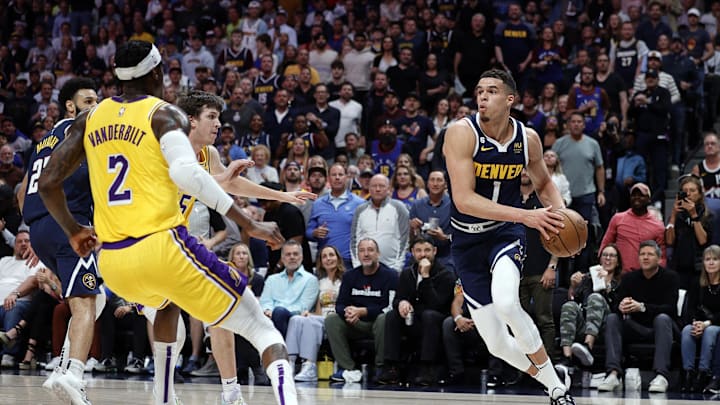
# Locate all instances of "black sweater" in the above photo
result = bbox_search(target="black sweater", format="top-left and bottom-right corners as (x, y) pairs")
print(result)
(393, 260), (456, 316)
(615, 267), (679, 327)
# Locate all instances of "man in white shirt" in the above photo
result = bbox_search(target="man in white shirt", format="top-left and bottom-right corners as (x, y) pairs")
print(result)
(329, 82), (363, 151)
(0, 231), (41, 367)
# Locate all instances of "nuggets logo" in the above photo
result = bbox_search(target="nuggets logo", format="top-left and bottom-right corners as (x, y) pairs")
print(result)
(473, 162), (523, 179)
(513, 142), (523, 154)
(82, 273), (97, 290)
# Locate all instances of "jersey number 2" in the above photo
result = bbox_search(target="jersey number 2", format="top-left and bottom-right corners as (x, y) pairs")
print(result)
(27, 156), (51, 194)
(108, 154), (132, 205)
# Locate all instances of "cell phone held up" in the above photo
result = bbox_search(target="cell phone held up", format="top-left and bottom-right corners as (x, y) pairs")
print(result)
(677, 191), (688, 201)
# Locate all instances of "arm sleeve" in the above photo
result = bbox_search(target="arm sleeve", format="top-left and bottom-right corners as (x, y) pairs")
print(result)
(160, 130), (233, 215)
(208, 208), (227, 232)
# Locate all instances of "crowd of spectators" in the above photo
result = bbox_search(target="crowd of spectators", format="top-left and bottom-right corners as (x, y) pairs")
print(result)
(2, 0), (720, 395)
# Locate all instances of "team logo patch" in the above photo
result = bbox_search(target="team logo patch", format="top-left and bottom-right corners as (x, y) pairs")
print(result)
(513, 142), (523, 154)
(82, 273), (97, 290)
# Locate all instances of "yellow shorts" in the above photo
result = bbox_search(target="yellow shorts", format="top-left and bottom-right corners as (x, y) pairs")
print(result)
(99, 226), (247, 325)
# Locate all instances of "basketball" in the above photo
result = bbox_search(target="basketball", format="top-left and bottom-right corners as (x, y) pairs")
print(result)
(541, 208), (588, 258)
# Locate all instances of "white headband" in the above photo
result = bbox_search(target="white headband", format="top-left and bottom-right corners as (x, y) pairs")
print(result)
(114, 44), (162, 81)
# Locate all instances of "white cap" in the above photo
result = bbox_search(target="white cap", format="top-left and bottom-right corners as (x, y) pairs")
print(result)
(688, 8), (701, 17)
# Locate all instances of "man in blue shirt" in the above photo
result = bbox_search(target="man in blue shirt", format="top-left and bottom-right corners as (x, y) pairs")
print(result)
(306, 163), (365, 270)
(409, 171), (453, 270)
(259, 240), (319, 337)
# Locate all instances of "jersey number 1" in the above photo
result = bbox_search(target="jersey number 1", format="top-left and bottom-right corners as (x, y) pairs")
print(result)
(108, 154), (132, 205)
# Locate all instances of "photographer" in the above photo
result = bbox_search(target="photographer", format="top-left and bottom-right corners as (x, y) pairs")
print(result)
(598, 114), (629, 227)
(666, 175), (714, 304)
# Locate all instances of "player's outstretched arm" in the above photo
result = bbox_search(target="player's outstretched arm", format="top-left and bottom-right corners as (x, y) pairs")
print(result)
(38, 111), (96, 256)
(154, 105), (285, 249)
(206, 146), (316, 204)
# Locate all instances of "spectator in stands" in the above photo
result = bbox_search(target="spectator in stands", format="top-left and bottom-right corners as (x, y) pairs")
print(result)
(377, 235), (455, 386)
(692, 132), (720, 244)
(284, 48), (320, 85)
(253, 54), (282, 109)
(325, 238), (398, 383)
(279, 138), (310, 180)
(0, 145), (22, 188)
(409, 170), (453, 269)
(307, 164), (365, 270)
(529, 26), (566, 91)
(182, 36), (215, 86)
(372, 36), (398, 75)
(263, 89), (295, 154)
(343, 32), (374, 102)
(308, 33), (337, 84)
(453, 13), (493, 98)
(609, 21), (649, 90)
(351, 174), (409, 272)
(597, 240), (678, 393)
(303, 84), (340, 160)
(277, 114), (329, 164)
(543, 150), (572, 207)
(245, 145), (278, 185)
(553, 112), (606, 272)
(600, 183), (665, 273)
(238, 113), (272, 157)
(595, 53), (629, 127)
(221, 84), (264, 140)
(666, 175), (713, 300)
(494, 3), (535, 92)
(565, 64), (610, 138)
(517, 88), (546, 139)
(559, 244), (623, 368)
(329, 83), (363, 154)
(681, 245), (720, 392)
(259, 240), (319, 337)
(386, 48), (420, 103)
(519, 169), (558, 355)
(259, 183), (312, 271)
(4, 77), (36, 139)
(0, 231), (40, 368)
(629, 69), (672, 203)
(612, 130), (646, 213)
(390, 165), (427, 210)
(636, 2), (673, 51)
(288, 245), (345, 382)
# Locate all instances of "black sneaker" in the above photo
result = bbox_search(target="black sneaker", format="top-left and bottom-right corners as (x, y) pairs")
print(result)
(550, 391), (576, 405)
(376, 366), (400, 385)
(437, 372), (464, 386)
(555, 364), (572, 391)
(413, 365), (434, 386)
(694, 371), (711, 393)
(487, 374), (506, 388)
(705, 376), (720, 394)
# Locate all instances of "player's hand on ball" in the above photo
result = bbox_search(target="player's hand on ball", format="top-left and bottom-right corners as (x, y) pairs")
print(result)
(249, 221), (285, 250)
(523, 206), (564, 241)
(69, 225), (97, 257)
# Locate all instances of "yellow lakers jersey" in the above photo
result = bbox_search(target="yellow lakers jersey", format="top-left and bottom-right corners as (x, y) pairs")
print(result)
(84, 96), (185, 243)
(178, 145), (211, 224)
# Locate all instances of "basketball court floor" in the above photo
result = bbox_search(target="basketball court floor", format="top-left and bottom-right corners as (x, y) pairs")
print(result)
(0, 372), (715, 404)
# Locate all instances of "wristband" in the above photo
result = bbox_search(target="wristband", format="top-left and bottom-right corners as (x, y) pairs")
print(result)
(453, 314), (463, 322)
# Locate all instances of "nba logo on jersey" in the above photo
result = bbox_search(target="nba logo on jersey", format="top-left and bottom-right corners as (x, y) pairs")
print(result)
(118, 106), (126, 117)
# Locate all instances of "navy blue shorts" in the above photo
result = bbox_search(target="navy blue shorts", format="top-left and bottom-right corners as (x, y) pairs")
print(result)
(29, 215), (101, 298)
(451, 222), (525, 307)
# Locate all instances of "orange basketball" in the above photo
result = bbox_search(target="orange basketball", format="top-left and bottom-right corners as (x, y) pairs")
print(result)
(540, 208), (588, 258)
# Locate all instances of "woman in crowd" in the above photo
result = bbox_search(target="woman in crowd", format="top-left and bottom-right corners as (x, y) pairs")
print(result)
(372, 36), (397, 75)
(530, 26), (567, 89)
(666, 175), (714, 301)
(543, 150), (572, 207)
(431, 98), (450, 136)
(538, 82), (559, 118)
(245, 145), (279, 184)
(391, 165), (427, 210)
(418, 53), (450, 114)
(681, 245), (720, 392)
(558, 244), (623, 367)
(229, 242), (269, 384)
(287, 245), (344, 382)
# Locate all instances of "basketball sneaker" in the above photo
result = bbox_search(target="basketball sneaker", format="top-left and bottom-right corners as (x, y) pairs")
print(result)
(42, 367), (63, 392)
(550, 391), (576, 405)
(52, 372), (92, 405)
(221, 387), (247, 405)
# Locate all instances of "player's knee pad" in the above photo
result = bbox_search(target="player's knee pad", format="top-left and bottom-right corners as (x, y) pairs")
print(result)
(220, 288), (284, 355)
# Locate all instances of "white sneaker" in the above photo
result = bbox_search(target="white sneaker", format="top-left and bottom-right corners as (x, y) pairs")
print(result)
(45, 356), (61, 371)
(342, 369), (362, 383)
(648, 374), (668, 393)
(221, 388), (247, 405)
(42, 367), (63, 392)
(1, 354), (15, 368)
(52, 372), (92, 404)
(554, 364), (572, 390)
(84, 358), (99, 373)
(598, 373), (622, 391)
(294, 362), (318, 382)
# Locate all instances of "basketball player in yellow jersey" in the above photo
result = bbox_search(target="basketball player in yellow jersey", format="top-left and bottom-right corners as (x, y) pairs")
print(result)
(38, 41), (299, 405)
